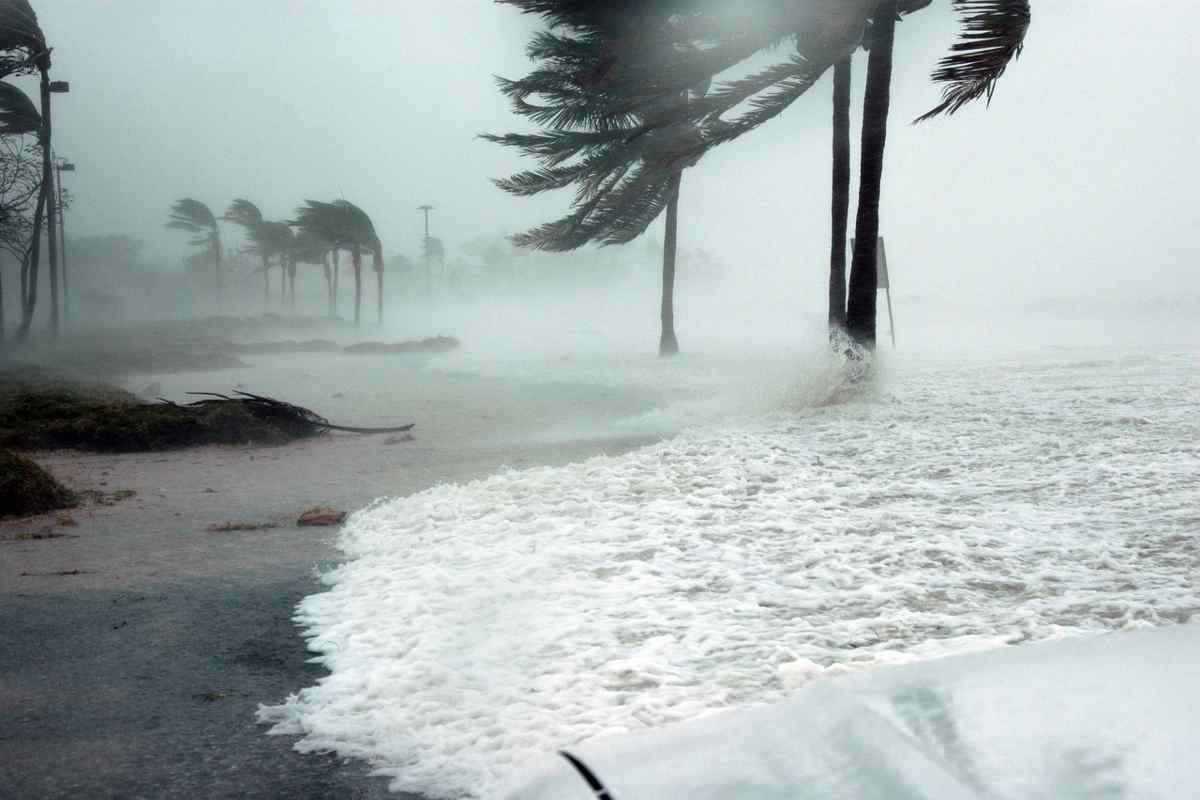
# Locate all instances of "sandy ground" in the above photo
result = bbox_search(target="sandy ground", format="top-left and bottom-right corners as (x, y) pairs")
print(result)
(0, 352), (671, 799)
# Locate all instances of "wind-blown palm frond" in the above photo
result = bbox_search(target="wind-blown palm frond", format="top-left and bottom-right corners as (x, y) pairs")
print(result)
(223, 198), (264, 230)
(915, 0), (1031, 122)
(166, 198), (219, 248)
(0, 0), (45, 77)
(0, 79), (38, 135)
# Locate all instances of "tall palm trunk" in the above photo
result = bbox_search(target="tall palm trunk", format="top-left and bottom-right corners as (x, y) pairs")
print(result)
(331, 249), (340, 318)
(374, 246), (384, 326)
(279, 257), (286, 306)
(659, 170), (683, 357)
(829, 57), (852, 334)
(213, 236), (222, 310)
(352, 245), (362, 327)
(289, 262), (296, 309)
(322, 252), (333, 317)
(39, 67), (59, 338)
(262, 256), (270, 306)
(845, 2), (897, 350)
(16, 184), (47, 341)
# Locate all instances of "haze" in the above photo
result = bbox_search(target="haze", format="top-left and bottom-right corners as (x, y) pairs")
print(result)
(12, 0), (1200, 350)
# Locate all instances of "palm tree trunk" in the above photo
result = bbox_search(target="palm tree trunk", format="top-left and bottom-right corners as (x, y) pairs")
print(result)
(213, 236), (222, 311)
(289, 262), (296, 309)
(322, 252), (332, 316)
(659, 170), (683, 357)
(40, 68), (59, 339)
(374, 244), (384, 326)
(279, 259), (286, 306)
(331, 249), (340, 318)
(262, 257), (270, 306)
(16, 184), (47, 341)
(845, 2), (897, 351)
(829, 57), (852, 335)
(352, 245), (362, 327)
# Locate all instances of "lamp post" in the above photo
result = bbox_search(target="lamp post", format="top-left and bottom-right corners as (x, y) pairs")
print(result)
(54, 157), (75, 326)
(43, 77), (69, 336)
(417, 205), (434, 296)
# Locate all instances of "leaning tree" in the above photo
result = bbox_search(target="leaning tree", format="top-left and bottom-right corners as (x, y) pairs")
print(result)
(497, 0), (1031, 351)
(293, 199), (383, 327)
(166, 199), (223, 308)
(0, 0), (66, 338)
(489, 2), (714, 357)
(224, 198), (276, 306)
(0, 80), (40, 341)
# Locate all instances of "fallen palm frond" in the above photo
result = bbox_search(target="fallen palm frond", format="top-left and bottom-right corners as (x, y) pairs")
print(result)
(175, 391), (415, 434)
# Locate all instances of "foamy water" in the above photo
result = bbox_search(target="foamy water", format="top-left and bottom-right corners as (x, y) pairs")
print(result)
(260, 341), (1199, 799)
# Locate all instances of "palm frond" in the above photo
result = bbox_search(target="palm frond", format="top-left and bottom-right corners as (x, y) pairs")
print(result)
(223, 198), (264, 229)
(915, 0), (1031, 122)
(0, 0), (45, 75)
(0, 79), (38, 135)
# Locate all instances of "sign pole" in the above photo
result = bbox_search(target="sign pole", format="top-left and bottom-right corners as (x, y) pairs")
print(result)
(878, 237), (896, 348)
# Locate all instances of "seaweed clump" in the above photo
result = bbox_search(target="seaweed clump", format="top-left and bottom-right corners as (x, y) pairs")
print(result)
(0, 450), (77, 517)
(0, 390), (325, 452)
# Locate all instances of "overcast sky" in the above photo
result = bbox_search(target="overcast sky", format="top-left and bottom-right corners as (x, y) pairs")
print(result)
(27, 0), (1200, 308)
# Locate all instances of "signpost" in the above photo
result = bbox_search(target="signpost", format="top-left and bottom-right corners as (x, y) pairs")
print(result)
(851, 236), (896, 348)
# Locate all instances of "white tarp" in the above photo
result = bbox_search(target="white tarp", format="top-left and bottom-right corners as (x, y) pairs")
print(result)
(501, 624), (1199, 799)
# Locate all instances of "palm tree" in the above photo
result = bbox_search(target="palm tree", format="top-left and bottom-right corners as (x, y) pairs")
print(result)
(828, 57), (852, 336)
(499, 1), (1032, 351)
(0, 79), (41, 341)
(224, 198), (274, 305)
(166, 199), (223, 308)
(488, 4), (709, 356)
(293, 200), (383, 327)
(291, 227), (334, 314)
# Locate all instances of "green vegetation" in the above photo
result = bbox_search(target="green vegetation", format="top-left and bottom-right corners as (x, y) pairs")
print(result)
(0, 386), (323, 452)
(0, 449), (75, 516)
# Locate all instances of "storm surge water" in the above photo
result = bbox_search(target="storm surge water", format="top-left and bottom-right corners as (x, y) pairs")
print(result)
(260, 326), (1199, 799)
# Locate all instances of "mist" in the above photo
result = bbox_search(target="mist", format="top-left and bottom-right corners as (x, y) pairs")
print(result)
(6, 0), (1190, 355)
(4, 4), (1199, 800)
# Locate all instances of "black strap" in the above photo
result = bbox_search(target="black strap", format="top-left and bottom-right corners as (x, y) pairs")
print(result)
(559, 750), (616, 800)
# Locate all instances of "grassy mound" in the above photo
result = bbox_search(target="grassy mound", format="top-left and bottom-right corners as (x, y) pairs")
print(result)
(0, 389), (324, 452)
(0, 450), (77, 517)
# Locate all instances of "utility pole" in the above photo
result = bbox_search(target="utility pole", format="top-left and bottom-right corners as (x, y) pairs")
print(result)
(418, 205), (434, 296)
(41, 73), (69, 337)
(55, 157), (75, 327)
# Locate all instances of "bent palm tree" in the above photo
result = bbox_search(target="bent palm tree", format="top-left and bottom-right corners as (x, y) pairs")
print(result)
(293, 200), (383, 327)
(224, 198), (274, 305)
(166, 199), (222, 307)
(291, 227), (334, 314)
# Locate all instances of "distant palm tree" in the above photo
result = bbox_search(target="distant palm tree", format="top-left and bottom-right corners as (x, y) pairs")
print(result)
(293, 199), (383, 327)
(224, 198), (274, 305)
(290, 227), (334, 314)
(166, 199), (223, 308)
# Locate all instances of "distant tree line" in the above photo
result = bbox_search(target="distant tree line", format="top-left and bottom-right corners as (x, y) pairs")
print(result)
(166, 197), (385, 327)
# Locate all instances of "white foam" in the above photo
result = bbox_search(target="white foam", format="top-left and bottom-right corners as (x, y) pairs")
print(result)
(260, 345), (1199, 799)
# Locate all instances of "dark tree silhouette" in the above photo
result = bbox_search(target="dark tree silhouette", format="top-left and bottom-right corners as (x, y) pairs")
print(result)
(488, 3), (710, 356)
(293, 200), (382, 327)
(166, 199), (223, 307)
(0, 80), (40, 342)
(496, 1), (1032, 351)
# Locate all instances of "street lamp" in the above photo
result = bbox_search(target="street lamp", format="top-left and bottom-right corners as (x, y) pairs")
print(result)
(418, 205), (434, 296)
(55, 157), (75, 326)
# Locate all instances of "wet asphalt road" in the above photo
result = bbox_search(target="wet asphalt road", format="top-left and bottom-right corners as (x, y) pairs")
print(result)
(1, 575), (415, 800)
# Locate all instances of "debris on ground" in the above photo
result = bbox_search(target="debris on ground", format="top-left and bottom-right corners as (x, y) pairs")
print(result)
(297, 506), (347, 527)
(343, 336), (459, 355)
(0, 450), (77, 517)
(206, 521), (279, 533)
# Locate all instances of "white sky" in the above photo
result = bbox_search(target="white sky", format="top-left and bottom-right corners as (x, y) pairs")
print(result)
(28, 0), (1200, 307)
